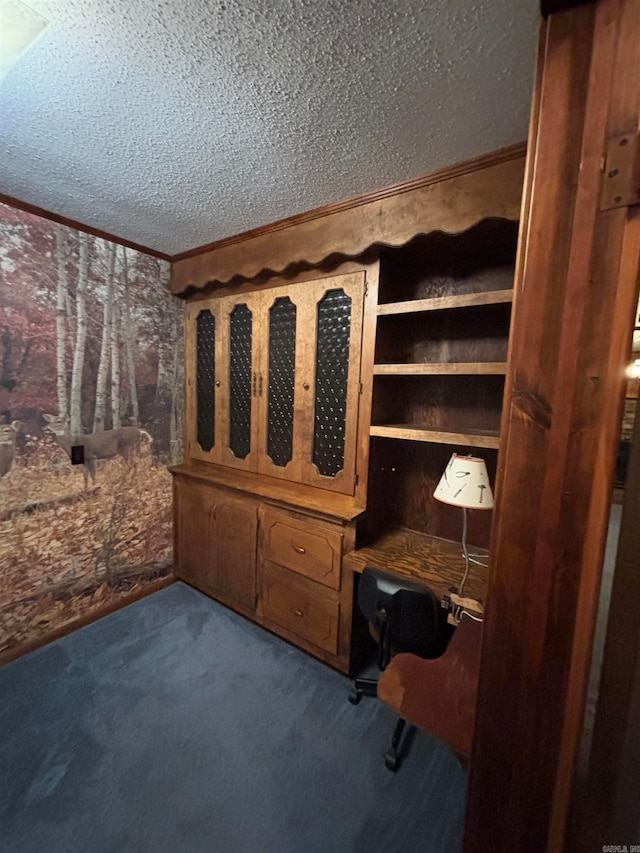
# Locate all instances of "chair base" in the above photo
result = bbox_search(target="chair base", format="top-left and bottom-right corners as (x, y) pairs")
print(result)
(384, 717), (416, 772)
(348, 677), (378, 705)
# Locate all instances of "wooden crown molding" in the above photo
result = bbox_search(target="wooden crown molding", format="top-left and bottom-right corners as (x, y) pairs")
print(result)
(171, 144), (527, 294)
(0, 192), (172, 262)
(1, 141), (527, 273)
(172, 142), (528, 264)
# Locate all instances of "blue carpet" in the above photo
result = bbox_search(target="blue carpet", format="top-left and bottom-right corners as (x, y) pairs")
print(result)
(0, 582), (467, 852)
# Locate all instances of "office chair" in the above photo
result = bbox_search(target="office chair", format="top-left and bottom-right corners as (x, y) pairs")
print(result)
(348, 566), (448, 767)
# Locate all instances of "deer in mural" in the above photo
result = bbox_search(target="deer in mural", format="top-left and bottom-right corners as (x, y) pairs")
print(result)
(43, 414), (153, 488)
(0, 421), (21, 479)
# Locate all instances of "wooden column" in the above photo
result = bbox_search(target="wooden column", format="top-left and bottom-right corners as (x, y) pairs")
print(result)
(464, 1), (640, 851)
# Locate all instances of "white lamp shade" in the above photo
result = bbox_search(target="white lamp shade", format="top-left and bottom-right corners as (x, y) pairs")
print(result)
(434, 453), (494, 509)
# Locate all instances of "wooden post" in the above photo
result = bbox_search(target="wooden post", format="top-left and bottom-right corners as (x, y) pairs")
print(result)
(464, 1), (640, 850)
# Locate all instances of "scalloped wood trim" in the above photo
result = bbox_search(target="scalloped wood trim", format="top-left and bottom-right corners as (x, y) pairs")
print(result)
(170, 144), (526, 295)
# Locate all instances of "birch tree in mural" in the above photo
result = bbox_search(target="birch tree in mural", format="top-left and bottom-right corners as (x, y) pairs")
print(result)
(131, 254), (184, 459)
(0, 201), (185, 655)
(69, 231), (89, 435)
(93, 240), (117, 431)
(122, 247), (139, 427)
(169, 301), (185, 461)
(54, 224), (69, 420)
(153, 257), (173, 444)
(110, 290), (121, 430)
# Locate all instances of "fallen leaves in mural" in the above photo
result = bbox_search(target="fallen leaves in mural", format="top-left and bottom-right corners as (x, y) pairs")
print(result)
(0, 451), (173, 654)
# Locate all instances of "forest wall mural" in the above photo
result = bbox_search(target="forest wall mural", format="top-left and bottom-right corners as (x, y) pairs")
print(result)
(0, 202), (184, 654)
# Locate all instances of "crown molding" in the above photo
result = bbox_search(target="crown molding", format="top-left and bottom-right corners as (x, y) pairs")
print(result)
(172, 142), (528, 263)
(0, 192), (171, 261)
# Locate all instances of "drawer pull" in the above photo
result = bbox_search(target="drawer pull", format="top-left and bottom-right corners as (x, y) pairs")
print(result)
(292, 545), (306, 554)
(291, 608), (304, 618)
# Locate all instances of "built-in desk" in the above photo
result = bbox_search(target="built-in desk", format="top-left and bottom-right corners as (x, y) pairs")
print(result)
(343, 528), (489, 604)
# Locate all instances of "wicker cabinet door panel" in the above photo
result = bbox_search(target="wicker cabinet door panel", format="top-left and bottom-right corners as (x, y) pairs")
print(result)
(186, 300), (223, 464)
(297, 272), (366, 495)
(217, 294), (262, 472)
(257, 285), (302, 481)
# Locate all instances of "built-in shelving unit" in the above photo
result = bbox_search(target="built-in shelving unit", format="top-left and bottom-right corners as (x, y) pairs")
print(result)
(369, 221), (517, 457)
(173, 149), (526, 676)
(359, 218), (520, 572)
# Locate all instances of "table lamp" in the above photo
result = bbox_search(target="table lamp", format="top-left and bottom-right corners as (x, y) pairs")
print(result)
(434, 453), (494, 599)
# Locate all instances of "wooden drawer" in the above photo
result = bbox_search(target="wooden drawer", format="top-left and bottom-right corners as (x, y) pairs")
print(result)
(260, 562), (340, 655)
(261, 510), (342, 590)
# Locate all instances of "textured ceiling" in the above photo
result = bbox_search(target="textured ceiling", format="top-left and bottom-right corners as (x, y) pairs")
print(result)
(0, 0), (539, 256)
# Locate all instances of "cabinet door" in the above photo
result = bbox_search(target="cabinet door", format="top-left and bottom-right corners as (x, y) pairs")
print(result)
(256, 284), (306, 482)
(175, 479), (258, 613)
(186, 299), (224, 464)
(217, 293), (262, 471)
(214, 497), (258, 611)
(297, 272), (365, 495)
(186, 273), (365, 494)
(174, 480), (216, 589)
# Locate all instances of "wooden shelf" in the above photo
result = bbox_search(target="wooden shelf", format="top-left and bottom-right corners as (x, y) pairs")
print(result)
(376, 289), (514, 316)
(343, 528), (489, 603)
(373, 362), (508, 376)
(370, 424), (501, 448)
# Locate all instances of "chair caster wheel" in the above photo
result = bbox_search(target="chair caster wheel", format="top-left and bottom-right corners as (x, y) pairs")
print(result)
(384, 750), (401, 772)
(348, 687), (361, 705)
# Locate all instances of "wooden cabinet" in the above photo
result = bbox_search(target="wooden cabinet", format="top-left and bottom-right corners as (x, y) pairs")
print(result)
(259, 507), (346, 661)
(174, 477), (258, 614)
(173, 153), (525, 677)
(186, 270), (365, 496)
(173, 472), (355, 671)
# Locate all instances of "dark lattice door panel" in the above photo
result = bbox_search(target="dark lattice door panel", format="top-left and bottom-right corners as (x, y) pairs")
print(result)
(313, 289), (352, 477)
(267, 297), (297, 467)
(229, 303), (253, 459)
(196, 309), (216, 453)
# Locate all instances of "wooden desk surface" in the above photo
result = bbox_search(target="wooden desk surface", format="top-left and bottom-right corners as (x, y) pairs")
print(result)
(343, 527), (489, 603)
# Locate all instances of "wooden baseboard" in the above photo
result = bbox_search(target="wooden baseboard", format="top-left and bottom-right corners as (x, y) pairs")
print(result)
(0, 574), (177, 667)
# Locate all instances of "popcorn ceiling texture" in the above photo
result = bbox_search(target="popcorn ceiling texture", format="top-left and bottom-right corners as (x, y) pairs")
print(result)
(0, 0), (538, 256)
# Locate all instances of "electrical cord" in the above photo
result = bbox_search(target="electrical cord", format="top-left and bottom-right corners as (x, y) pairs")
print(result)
(460, 609), (483, 623)
(459, 506), (470, 597)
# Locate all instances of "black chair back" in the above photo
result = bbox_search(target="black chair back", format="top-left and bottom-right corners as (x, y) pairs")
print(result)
(357, 566), (445, 667)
